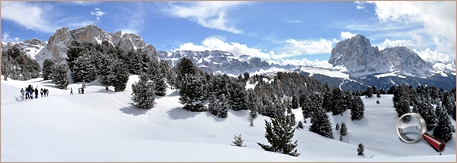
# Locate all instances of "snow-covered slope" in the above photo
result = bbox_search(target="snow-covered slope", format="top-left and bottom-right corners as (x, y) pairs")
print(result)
(2, 77), (455, 162)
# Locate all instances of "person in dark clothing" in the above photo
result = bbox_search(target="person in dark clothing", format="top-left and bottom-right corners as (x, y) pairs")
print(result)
(35, 88), (39, 98)
(25, 87), (30, 99)
(40, 88), (44, 97)
(81, 87), (85, 94)
(70, 87), (73, 95)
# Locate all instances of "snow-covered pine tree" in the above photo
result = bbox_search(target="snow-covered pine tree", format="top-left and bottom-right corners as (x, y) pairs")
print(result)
(322, 91), (333, 112)
(208, 94), (229, 118)
(309, 109), (334, 139)
(351, 96), (365, 120)
(340, 122), (347, 136)
(176, 57), (197, 89)
(366, 86), (373, 98)
(42, 59), (55, 80)
(247, 91), (259, 119)
(51, 63), (69, 89)
(71, 53), (97, 83)
(231, 134), (246, 147)
(98, 54), (113, 86)
(131, 73), (155, 109)
(110, 59), (129, 92)
(357, 143), (365, 156)
(229, 81), (248, 111)
(433, 105), (453, 142)
(66, 40), (84, 72)
(419, 102), (438, 131)
(179, 74), (206, 112)
(257, 116), (300, 157)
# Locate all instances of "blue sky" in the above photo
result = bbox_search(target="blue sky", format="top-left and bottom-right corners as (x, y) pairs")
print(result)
(1, 1), (455, 65)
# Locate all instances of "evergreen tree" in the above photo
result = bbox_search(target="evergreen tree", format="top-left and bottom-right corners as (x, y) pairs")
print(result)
(51, 63), (69, 89)
(71, 53), (97, 82)
(66, 40), (85, 72)
(366, 87), (373, 98)
(351, 96), (365, 120)
(131, 73), (155, 109)
(332, 87), (345, 115)
(292, 95), (299, 109)
(42, 59), (55, 80)
(176, 57), (197, 89)
(340, 122), (347, 136)
(247, 91), (259, 119)
(229, 82), (248, 111)
(231, 134), (246, 147)
(98, 54), (113, 85)
(309, 109), (334, 139)
(357, 143), (365, 156)
(179, 74), (206, 112)
(110, 59), (129, 91)
(208, 94), (229, 118)
(257, 116), (300, 157)
(433, 105), (453, 142)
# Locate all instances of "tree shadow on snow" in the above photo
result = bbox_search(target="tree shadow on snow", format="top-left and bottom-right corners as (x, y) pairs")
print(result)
(167, 107), (200, 120)
(205, 112), (227, 123)
(119, 106), (149, 116)
(230, 110), (248, 118)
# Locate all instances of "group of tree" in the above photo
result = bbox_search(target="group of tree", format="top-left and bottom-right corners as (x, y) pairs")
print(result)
(1, 46), (41, 81)
(390, 84), (456, 142)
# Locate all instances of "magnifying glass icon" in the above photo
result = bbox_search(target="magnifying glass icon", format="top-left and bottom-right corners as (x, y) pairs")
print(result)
(396, 113), (445, 152)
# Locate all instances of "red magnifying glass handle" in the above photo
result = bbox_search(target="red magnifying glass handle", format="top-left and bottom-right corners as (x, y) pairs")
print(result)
(423, 133), (445, 152)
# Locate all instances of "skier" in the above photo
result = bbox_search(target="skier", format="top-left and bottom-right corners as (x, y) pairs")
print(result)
(20, 88), (25, 100)
(70, 87), (73, 95)
(78, 88), (81, 94)
(81, 87), (85, 94)
(35, 88), (39, 98)
(40, 88), (44, 97)
(106, 86), (108, 92)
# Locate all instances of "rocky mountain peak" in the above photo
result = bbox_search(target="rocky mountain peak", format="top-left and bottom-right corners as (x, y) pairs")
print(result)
(329, 34), (432, 77)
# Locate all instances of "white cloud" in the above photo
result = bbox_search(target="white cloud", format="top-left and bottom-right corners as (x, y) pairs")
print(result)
(340, 31), (357, 40)
(381, 39), (414, 49)
(414, 48), (450, 63)
(160, 1), (250, 34)
(117, 2), (147, 35)
(286, 38), (338, 55)
(288, 20), (302, 23)
(1, 1), (57, 33)
(370, 1), (456, 60)
(2, 32), (21, 42)
(355, 1), (365, 10)
(175, 37), (272, 60)
(91, 8), (106, 21)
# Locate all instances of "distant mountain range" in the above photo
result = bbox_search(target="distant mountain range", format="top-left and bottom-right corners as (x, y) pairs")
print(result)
(1, 25), (455, 90)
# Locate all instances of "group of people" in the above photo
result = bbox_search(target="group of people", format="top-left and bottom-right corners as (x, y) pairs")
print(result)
(70, 87), (85, 95)
(20, 85), (49, 100)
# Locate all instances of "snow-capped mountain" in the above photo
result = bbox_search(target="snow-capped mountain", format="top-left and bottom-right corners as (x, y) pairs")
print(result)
(158, 50), (270, 75)
(2, 25), (158, 66)
(1, 39), (47, 60)
(329, 34), (433, 77)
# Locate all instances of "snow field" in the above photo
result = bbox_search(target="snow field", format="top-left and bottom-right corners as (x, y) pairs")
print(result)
(1, 76), (456, 162)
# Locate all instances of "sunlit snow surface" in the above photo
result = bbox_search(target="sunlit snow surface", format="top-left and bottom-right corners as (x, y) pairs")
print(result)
(1, 76), (456, 162)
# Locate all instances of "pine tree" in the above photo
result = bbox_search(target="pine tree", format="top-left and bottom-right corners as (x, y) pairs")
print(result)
(176, 57), (197, 89)
(257, 116), (300, 157)
(179, 74), (206, 112)
(42, 59), (55, 80)
(366, 87), (373, 98)
(357, 143), (365, 156)
(231, 134), (246, 147)
(309, 109), (334, 139)
(208, 94), (229, 118)
(292, 95), (299, 109)
(98, 54), (113, 86)
(110, 59), (129, 92)
(131, 73), (155, 109)
(51, 63), (69, 89)
(229, 82), (248, 111)
(340, 122), (348, 136)
(71, 53), (97, 83)
(351, 96), (365, 120)
(247, 91), (259, 119)
(332, 87), (345, 115)
(433, 105), (453, 142)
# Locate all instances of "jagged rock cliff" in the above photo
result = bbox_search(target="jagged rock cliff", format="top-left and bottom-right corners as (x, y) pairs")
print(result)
(329, 34), (433, 77)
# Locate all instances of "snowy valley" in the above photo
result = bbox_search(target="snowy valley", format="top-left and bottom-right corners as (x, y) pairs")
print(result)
(1, 76), (456, 162)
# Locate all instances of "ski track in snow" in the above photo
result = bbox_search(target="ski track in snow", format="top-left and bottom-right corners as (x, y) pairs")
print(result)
(1, 76), (456, 162)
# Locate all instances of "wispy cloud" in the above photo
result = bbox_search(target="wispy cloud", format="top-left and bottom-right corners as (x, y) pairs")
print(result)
(175, 36), (273, 60)
(69, 1), (101, 6)
(2, 32), (21, 42)
(288, 20), (302, 23)
(1, 1), (57, 33)
(91, 8), (106, 21)
(160, 1), (250, 34)
(115, 2), (147, 34)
